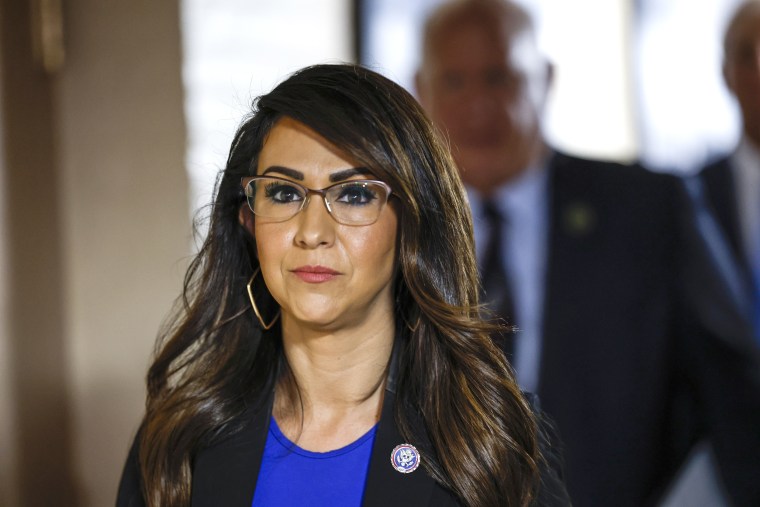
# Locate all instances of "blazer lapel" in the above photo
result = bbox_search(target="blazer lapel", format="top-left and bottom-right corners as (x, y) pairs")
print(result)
(362, 338), (436, 506)
(191, 395), (273, 507)
(362, 389), (436, 507)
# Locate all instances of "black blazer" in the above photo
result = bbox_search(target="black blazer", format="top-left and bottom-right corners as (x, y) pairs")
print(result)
(117, 350), (571, 506)
(530, 152), (760, 506)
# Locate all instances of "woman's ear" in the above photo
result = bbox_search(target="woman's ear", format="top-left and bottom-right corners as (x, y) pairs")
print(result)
(239, 204), (255, 233)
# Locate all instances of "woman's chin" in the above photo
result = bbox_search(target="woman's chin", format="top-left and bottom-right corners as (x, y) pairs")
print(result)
(283, 308), (343, 331)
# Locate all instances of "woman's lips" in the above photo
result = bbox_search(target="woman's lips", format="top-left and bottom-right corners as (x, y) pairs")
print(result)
(290, 265), (340, 283)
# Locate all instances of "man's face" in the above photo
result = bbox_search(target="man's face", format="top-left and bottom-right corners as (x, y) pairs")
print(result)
(724, 7), (760, 143)
(416, 19), (550, 193)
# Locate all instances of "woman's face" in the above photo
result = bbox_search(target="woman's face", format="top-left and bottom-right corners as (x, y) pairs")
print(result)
(247, 117), (399, 332)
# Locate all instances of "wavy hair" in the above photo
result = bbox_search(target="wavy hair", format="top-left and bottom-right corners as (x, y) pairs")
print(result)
(138, 63), (540, 506)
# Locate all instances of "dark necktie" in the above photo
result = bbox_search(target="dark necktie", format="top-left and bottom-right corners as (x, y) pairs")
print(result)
(753, 270), (760, 343)
(480, 199), (516, 358)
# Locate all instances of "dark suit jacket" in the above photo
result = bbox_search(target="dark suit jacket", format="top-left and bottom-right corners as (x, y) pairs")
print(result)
(530, 152), (760, 506)
(116, 352), (571, 506)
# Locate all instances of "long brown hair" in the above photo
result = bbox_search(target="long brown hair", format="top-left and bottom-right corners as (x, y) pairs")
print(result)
(138, 63), (540, 506)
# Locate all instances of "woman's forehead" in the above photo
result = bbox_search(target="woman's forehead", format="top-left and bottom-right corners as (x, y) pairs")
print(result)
(257, 118), (361, 179)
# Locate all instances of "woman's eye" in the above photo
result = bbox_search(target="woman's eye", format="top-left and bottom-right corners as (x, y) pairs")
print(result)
(264, 184), (303, 203)
(335, 184), (377, 205)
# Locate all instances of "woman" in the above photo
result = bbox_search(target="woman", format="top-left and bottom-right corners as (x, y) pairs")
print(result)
(117, 63), (569, 506)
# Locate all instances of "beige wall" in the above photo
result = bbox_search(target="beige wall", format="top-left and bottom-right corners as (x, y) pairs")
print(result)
(1, 1), (190, 505)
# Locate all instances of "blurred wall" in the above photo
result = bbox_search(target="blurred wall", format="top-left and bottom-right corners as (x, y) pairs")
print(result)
(1, 0), (77, 504)
(0, 0), (190, 505)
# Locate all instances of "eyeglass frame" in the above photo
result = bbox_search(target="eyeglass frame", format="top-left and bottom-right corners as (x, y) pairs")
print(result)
(240, 175), (394, 226)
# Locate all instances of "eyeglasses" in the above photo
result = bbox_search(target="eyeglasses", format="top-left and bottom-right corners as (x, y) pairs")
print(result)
(241, 176), (393, 226)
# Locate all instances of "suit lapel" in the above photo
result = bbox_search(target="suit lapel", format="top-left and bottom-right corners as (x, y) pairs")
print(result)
(702, 158), (748, 271)
(540, 154), (593, 372)
(538, 153), (607, 419)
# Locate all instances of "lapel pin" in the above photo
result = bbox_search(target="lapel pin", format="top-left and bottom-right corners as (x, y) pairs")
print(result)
(391, 443), (421, 473)
(562, 201), (596, 237)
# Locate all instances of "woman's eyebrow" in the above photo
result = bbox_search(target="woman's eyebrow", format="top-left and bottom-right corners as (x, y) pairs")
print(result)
(261, 166), (304, 180)
(260, 166), (374, 183)
(329, 167), (374, 182)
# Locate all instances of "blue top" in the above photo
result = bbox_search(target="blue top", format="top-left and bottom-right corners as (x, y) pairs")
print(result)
(251, 417), (378, 506)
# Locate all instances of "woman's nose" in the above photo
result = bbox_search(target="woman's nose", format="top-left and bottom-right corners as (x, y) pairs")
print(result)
(293, 195), (335, 248)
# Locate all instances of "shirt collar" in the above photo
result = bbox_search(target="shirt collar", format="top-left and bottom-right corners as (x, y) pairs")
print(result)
(732, 135), (760, 196)
(734, 135), (760, 171)
(467, 160), (550, 221)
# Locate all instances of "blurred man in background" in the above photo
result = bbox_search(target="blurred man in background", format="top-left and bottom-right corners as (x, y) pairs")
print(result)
(415, 0), (760, 505)
(700, 0), (760, 342)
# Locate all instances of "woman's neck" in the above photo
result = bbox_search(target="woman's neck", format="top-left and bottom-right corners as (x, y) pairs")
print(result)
(273, 315), (395, 452)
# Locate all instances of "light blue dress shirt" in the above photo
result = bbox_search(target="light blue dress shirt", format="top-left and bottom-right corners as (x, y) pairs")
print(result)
(467, 162), (550, 393)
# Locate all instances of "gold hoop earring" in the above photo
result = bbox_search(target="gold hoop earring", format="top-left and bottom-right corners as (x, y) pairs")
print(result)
(406, 316), (421, 333)
(402, 307), (420, 333)
(246, 267), (280, 330)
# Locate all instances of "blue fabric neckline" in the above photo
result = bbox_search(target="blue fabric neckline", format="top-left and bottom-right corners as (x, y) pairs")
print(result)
(268, 417), (378, 459)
